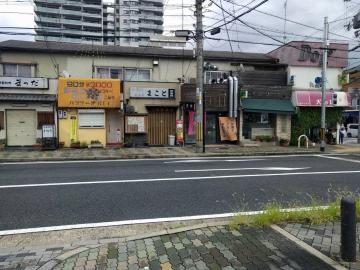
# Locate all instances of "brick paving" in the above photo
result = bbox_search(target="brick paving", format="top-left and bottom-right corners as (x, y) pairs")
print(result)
(283, 222), (360, 269)
(0, 225), (331, 270)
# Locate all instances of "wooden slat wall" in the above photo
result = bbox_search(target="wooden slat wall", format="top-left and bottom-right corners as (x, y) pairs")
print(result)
(148, 107), (176, 145)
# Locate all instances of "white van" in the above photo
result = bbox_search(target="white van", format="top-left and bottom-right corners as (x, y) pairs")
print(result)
(347, 123), (359, 138)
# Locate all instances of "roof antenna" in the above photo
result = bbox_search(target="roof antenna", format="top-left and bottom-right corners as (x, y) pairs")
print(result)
(283, 0), (288, 43)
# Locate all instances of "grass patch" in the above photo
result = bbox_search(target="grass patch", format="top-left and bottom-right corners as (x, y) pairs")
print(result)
(229, 194), (360, 229)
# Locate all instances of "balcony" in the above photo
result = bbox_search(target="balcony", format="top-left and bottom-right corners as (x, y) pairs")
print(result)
(138, 23), (163, 31)
(82, 20), (102, 27)
(138, 13), (163, 21)
(140, 0), (163, 5)
(139, 5), (162, 12)
(34, 6), (62, 15)
(35, 16), (61, 24)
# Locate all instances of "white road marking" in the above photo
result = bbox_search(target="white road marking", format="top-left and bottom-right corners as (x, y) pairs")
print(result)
(0, 206), (327, 236)
(165, 159), (266, 163)
(175, 167), (310, 173)
(0, 170), (360, 189)
(317, 155), (360, 164)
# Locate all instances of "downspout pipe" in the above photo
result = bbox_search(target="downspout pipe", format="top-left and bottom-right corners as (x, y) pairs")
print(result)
(228, 76), (234, 117)
(233, 76), (238, 118)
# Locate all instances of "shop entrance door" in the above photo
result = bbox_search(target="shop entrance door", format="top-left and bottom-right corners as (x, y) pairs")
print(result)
(205, 114), (217, 144)
(106, 109), (122, 144)
(148, 107), (176, 145)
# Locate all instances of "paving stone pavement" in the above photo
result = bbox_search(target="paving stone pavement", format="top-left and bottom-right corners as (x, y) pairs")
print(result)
(1, 225), (332, 270)
(283, 222), (360, 269)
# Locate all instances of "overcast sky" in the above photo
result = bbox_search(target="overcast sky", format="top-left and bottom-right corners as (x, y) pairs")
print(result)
(0, 0), (359, 59)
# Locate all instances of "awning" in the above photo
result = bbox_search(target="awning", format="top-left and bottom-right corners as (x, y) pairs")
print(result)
(293, 90), (351, 107)
(242, 98), (295, 114)
(0, 93), (56, 102)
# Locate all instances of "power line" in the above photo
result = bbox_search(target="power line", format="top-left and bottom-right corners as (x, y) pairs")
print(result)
(204, 0), (269, 33)
(215, 0), (357, 42)
(209, 0), (356, 60)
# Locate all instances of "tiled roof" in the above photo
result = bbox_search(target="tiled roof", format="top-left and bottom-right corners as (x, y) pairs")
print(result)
(0, 93), (56, 102)
(0, 40), (278, 63)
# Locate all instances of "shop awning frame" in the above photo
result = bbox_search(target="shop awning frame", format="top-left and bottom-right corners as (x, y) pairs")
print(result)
(241, 98), (295, 114)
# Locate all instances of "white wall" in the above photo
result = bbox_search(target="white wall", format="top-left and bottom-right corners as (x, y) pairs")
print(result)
(289, 66), (343, 90)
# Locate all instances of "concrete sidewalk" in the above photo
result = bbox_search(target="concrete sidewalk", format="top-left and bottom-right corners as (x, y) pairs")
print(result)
(0, 145), (328, 162)
(0, 222), (339, 270)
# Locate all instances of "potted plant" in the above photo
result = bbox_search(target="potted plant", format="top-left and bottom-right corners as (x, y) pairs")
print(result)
(124, 135), (134, 147)
(59, 141), (65, 148)
(70, 140), (81, 149)
(89, 140), (103, 148)
(0, 139), (5, 150)
(279, 138), (290, 147)
(80, 141), (88, 149)
(33, 138), (42, 150)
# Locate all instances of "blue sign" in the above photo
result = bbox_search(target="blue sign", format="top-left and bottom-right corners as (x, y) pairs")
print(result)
(315, 77), (322, 84)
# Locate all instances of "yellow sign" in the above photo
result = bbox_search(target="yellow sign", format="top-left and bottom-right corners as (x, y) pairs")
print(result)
(219, 117), (238, 141)
(58, 78), (121, 108)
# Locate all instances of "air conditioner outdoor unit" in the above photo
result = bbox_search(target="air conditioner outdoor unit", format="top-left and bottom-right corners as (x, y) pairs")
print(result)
(189, 77), (196, 84)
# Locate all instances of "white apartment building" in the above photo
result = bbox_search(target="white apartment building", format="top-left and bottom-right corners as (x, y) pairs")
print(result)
(34, 0), (104, 45)
(34, 0), (164, 47)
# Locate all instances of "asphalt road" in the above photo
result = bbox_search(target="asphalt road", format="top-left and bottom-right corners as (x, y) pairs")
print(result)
(0, 154), (360, 231)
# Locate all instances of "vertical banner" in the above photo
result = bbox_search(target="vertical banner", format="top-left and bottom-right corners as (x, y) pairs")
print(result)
(70, 115), (78, 142)
(176, 119), (184, 143)
(219, 117), (238, 141)
(188, 111), (195, 135)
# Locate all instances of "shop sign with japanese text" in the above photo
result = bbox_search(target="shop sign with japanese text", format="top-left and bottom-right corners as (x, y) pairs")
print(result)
(58, 78), (121, 108)
(219, 117), (238, 141)
(130, 87), (175, 99)
(0, 77), (48, 89)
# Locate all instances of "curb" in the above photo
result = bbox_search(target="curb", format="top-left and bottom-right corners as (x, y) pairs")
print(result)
(0, 151), (322, 163)
(271, 225), (347, 270)
(36, 220), (229, 270)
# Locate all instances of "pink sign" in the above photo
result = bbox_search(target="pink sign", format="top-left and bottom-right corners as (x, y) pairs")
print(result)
(294, 91), (350, 107)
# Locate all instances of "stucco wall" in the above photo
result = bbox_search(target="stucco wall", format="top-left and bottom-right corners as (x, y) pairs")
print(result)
(124, 81), (181, 115)
(59, 109), (106, 147)
(289, 66), (342, 90)
(1, 51), (249, 83)
(276, 114), (291, 140)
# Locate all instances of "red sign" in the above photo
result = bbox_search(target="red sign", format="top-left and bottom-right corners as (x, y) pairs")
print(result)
(176, 119), (184, 142)
(294, 91), (351, 107)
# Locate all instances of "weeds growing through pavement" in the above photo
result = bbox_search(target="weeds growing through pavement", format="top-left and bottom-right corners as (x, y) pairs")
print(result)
(229, 190), (360, 229)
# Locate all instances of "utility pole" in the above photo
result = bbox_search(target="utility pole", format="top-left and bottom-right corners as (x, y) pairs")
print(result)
(320, 16), (329, 152)
(195, 0), (204, 153)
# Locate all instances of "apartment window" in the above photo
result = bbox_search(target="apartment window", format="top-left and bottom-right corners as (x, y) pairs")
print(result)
(78, 109), (105, 128)
(310, 51), (320, 63)
(2, 64), (32, 77)
(124, 68), (151, 81)
(299, 45), (312, 61)
(0, 111), (4, 131)
(96, 67), (123, 79)
(37, 112), (54, 129)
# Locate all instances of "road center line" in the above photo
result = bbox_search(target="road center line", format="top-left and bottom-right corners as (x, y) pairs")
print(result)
(175, 167), (310, 172)
(317, 155), (360, 164)
(1, 170), (360, 189)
